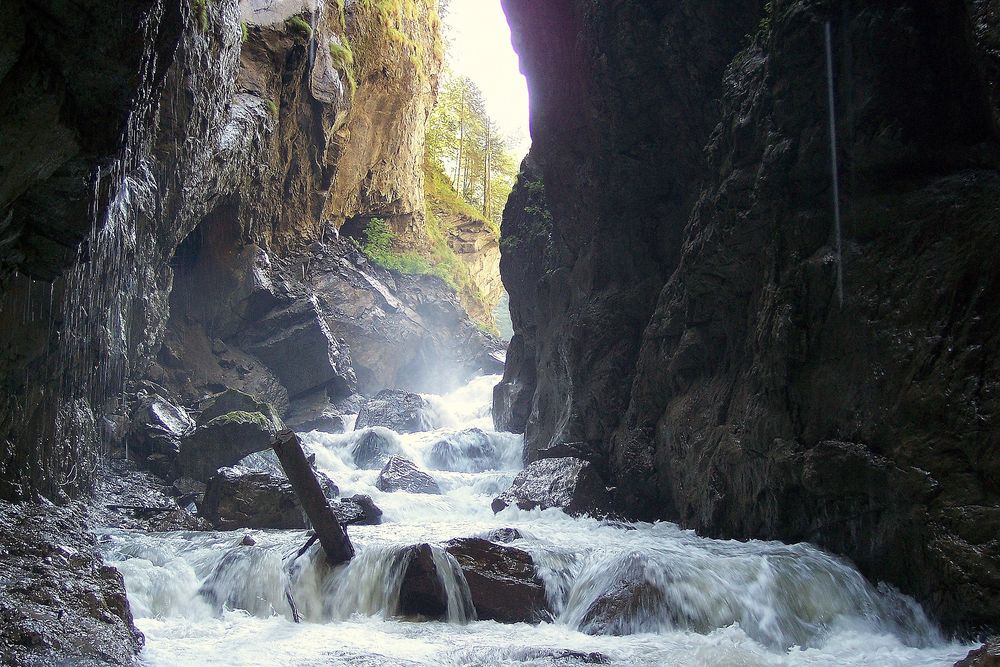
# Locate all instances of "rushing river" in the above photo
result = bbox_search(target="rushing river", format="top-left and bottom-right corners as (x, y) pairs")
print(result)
(100, 374), (972, 666)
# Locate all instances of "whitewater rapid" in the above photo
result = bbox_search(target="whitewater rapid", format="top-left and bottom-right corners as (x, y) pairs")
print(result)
(100, 374), (972, 666)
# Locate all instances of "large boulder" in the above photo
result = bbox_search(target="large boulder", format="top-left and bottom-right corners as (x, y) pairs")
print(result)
(351, 429), (402, 469)
(332, 494), (383, 526)
(445, 537), (549, 623)
(354, 389), (432, 433)
(196, 389), (282, 429)
(128, 391), (195, 478)
(426, 428), (497, 472)
(575, 553), (668, 636)
(396, 543), (473, 621)
(376, 457), (441, 495)
(177, 411), (278, 481)
(491, 457), (609, 516)
(200, 467), (305, 530)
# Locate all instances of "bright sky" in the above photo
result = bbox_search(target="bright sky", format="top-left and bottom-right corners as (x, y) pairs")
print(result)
(442, 0), (531, 159)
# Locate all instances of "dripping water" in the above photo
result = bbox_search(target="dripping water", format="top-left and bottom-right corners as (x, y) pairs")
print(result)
(825, 21), (845, 307)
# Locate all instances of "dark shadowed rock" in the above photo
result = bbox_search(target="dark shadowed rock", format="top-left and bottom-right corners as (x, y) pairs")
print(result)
(376, 457), (441, 495)
(199, 467), (305, 530)
(355, 390), (432, 433)
(491, 457), (609, 516)
(129, 392), (195, 468)
(351, 429), (402, 469)
(445, 537), (549, 623)
(511, 649), (611, 665)
(426, 428), (497, 472)
(177, 411), (278, 481)
(956, 638), (1000, 667)
(397, 544), (446, 619)
(332, 494), (383, 526)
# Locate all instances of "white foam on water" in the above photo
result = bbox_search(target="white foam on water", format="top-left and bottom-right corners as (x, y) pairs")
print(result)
(100, 373), (974, 666)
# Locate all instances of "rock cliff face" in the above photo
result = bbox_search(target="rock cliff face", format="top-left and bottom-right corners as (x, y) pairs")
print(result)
(500, 0), (1000, 630)
(0, 0), (497, 503)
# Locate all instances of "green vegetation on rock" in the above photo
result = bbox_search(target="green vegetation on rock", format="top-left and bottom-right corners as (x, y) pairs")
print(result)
(205, 411), (273, 430)
(329, 39), (357, 96)
(193, 0), (210, 33)
(285, 15), (313, 40)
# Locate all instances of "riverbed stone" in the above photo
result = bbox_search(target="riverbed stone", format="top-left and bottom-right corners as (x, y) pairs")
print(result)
(376, 457), (441, 495)
(426, 428), (497, 472)
(491, 457), (609, 516)
(355, 389), (433, 433)
(445, 537), (549, 623)
(351, 429), (401, 469)
(956, 637), (1000, 667)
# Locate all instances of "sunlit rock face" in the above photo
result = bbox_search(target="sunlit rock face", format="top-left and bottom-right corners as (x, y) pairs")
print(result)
(501, 0), (1000, 629)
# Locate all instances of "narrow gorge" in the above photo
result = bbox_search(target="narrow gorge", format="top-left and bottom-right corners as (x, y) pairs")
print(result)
(0, 0), (997, 665)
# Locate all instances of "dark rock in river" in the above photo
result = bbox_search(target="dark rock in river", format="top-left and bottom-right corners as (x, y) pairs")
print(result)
(492, 457), (609, 516)
(956, 638), (1000, 667)
(177, 411), (278, 481)
(351, 429), (402, 469)
(396, 543), (473, 621)
(376, 457), (441, 495)
(577, 553), (668, 636)
(510, 649), (611, 665)
(200, 467), (304, 530)
(0, 500), (144, 666)
(445, 537), (549, 623)
(332, 494), (383, 526)
(129, 391), (195, 465)
(487, 527), (524, 544)
(355, 390), (433, 433)
(426, 428), (498, 473)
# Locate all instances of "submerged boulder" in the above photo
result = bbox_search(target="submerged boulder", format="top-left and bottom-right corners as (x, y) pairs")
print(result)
(376, 456), (441, 495)
(576, 553), (669, 636)
(355, 389), (432, 433)
(200, 467), (304, 530)
(487, 527), (524, 543)
(445, 537), (549, 623)
(491, 457), (609, 516)
(351, 429), (401, 469)
(177, 411), (278, 481)
(426, 428), (497, 472)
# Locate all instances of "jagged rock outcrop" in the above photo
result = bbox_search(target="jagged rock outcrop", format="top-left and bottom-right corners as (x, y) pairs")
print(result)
(445, 537), (549, 623)
(491, 457), (609, 516)
(501, 0), (1000, 629)
(355, 389), (432, 433)
(376, 456), (441, 495)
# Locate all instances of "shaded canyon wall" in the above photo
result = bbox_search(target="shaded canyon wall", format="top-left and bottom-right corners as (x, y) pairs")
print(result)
(498, 0), (1000, 630)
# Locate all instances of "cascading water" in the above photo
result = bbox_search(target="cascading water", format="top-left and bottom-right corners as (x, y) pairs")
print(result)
(101, 374), (972, 666)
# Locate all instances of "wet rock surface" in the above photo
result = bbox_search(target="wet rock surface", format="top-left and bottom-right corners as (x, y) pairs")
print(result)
(355, 390), (432, 434)
(956, 638), (1000, 666)
(501, 0), (1000, 628)
(426, 428), (497, 473)
(396, 543), (473, 621)
(94, 459), (210, 532)
(351, 429), (402, 470)
(375, 457), (441, 495)
(0, 500), (144, 666)
(200, 467), (305, 530)
(577, 554), (668, 636)
(445, 537), (549, 623)
(333, 494), (383, 526)
(177, 411), (279, 481)
(492, 457), (609, 516)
